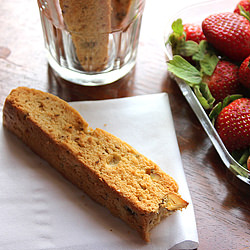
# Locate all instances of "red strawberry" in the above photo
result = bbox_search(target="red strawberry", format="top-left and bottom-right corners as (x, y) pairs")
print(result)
(183, 23), (206, 44)
(247, 155), (250, 170)
(202, 12), (250, 62)
(239, 55), (250, 89)
(203, 60), (241, 102)
(215, 98), (250, 152)
(234, 0), (250, 15)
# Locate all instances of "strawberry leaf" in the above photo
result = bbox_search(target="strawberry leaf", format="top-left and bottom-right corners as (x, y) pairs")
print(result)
(167, 19), (186, 56)
(193, 82), (215, 109)
(179, 40), (199, 57)
(239, 5), (250, 22)
(209, 94), (243, 124)
(171, 18), (184, 35)
(222, 94), (243, 109)
(190, 40), (219, 76)
(209, 102), (222, 125)
(167, 55), (202, 85)
(192, 40), (207, 61)
(200, 54), (219, 76)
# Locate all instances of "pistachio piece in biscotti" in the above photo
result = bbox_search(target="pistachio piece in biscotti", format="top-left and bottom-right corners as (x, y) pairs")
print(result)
(59, 0), (111, 71)
(165, 193), (189, 210)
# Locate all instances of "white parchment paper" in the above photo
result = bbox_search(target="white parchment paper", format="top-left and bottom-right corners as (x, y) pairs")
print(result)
(0, 93), (198, 250)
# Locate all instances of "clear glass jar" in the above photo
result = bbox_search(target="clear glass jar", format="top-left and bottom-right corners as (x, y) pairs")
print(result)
(37, 0), (146, 86)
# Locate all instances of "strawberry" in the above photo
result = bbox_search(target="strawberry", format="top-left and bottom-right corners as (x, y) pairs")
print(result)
(239, 55), (250, 89)
(247, 155), (250, 170)
(202, 12), (250, 62)
(203, 60), (241, 102)
(234, 0), (250, 15)
(180, 23), (206, 64)
(168, 19), (206, 59)
(183, 23), (206, 44)
(215, 98), (250, 152)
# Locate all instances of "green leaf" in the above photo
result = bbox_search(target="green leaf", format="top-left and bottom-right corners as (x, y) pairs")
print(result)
(171, 18), (184, 36)
(222, 94), (243, 109)
(191, 40), (219, 76)
(200, 54), (219, 76)
(167, 19), (186, 56)
(167, 55), (202, 85)
(179, 40), (199, 57)
(193, 86), (210, 109)
(201, 82), (215, 105)
(209, 102), (222, 125)
(208, 94), (243, 124)
(193, 82), (215, 110)
(192, 40), (208, 61)
(239, 5), (250, 22)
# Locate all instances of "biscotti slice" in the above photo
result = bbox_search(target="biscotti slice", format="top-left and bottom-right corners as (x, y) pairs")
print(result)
(111, 0), (133, 30)
(59, 0), (111, 71)
(3, 87), (188, 242)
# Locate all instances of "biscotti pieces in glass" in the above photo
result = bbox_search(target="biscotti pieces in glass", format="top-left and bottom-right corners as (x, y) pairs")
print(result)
(37, 0), (146, 85)
(59, 0), (111, 71)
(3, 87), (188, 242)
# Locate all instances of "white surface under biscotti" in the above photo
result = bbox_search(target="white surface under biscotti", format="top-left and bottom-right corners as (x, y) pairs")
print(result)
(0, 93), (198, 250)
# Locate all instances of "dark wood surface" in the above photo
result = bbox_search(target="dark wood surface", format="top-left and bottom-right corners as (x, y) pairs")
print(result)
(1, 1), (249, 249)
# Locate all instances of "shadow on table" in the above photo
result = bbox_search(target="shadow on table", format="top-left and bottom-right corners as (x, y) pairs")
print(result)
(206, 146), (250, 200)
(46, 65), (137, 102)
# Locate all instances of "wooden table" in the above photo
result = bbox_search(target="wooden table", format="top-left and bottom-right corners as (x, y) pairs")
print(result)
(0, 0), (249, 249)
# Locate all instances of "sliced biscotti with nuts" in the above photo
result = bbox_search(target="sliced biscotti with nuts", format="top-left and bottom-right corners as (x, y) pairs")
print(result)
(3, 87), (188, 242)
(70, 33), (110, 72)
(111, 0), (133, 30)
(59, 0), (111, 71)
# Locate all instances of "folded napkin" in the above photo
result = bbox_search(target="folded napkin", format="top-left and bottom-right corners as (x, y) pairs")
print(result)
(0, 93), (198, 250)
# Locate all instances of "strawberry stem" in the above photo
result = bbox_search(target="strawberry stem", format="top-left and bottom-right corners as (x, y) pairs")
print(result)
(209, 94), (243, 124)
(232, 148), (250, 171)
(238, 149), (249, 166)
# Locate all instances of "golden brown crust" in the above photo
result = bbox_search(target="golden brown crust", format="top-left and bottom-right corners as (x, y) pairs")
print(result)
(3, 87), (188, 242)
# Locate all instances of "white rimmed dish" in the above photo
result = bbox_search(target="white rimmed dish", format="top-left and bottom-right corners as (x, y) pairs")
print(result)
(164, 0), (250, 191)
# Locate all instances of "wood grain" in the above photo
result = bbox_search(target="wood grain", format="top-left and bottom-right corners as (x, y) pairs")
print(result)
(0, 0), (249, 249)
